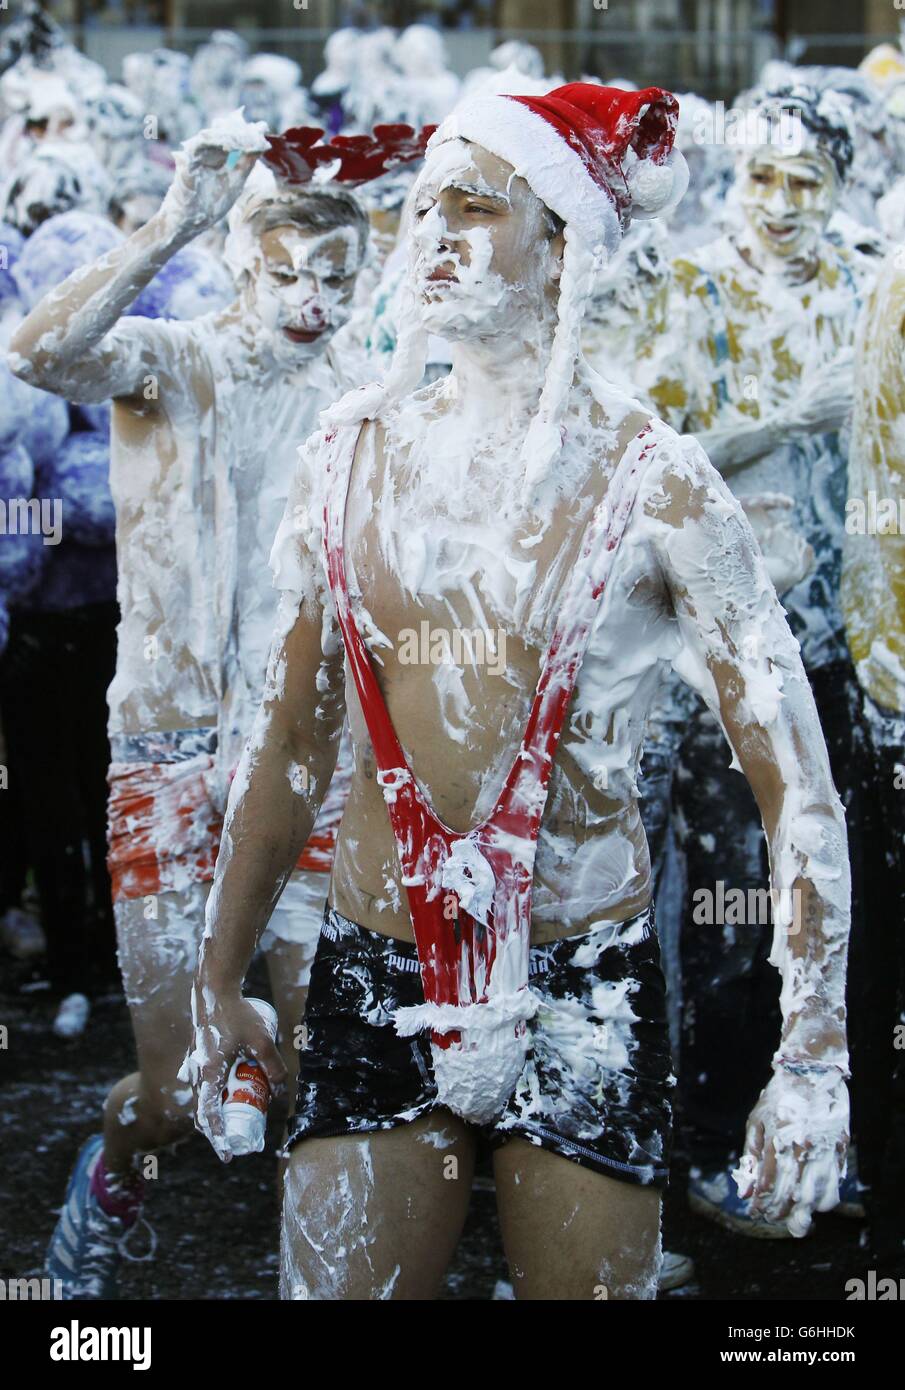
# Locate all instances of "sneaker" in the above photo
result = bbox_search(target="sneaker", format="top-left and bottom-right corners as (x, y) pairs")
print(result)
(46, 1135), (151, 1299)
(53, 993), (91, 1039)
(0, 908), (46, 960)
(658, 1248), (696, 1291)
(688, 1167), (791, 1239)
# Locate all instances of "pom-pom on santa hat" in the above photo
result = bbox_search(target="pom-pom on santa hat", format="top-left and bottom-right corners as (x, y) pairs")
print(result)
(428, 82), (688, 253)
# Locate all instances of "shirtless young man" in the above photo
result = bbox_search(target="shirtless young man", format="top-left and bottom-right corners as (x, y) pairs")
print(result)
(187, 85), (852, 1300)
(9, 113), (369, 1297)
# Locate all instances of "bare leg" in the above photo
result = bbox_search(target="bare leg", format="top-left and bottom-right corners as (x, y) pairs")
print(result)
(493, 1139), (662, 1300)
(280, 1111), (475, 1300)
(102, 884), (208, 1176)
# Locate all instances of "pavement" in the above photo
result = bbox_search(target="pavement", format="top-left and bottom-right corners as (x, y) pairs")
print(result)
(0, 951), (881, 1302)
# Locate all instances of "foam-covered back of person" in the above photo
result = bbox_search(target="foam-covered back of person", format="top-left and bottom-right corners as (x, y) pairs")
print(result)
(16, 376), (69, 472)
(190, 30), (248, 122)
(122, 48), (200, 145)
(312, 28), (361, 100)
(239, 53), (306, 132)
(0, 441), (33, 519)
(0, 224), (70, 463)
(392, 25), (461, 127)
(12, 498), (116, 615)
(0, 140), (113, 236)
(83, 83), (146, 181)
(0, 355), (115, 617)
(3, 206), (235, 619)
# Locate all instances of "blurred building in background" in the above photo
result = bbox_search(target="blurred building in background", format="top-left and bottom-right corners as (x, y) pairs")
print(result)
(11, 0), (905, 99)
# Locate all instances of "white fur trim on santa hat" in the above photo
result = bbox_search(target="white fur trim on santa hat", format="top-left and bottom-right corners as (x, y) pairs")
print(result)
(429, 96), (622, 253)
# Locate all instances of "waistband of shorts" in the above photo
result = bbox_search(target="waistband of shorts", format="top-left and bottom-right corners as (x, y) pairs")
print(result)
(319, 902), (655, 979)
(109, 726), (218, 765)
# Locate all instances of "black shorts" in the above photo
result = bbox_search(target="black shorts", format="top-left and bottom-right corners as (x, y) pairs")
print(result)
(286, 903), (674, 1188)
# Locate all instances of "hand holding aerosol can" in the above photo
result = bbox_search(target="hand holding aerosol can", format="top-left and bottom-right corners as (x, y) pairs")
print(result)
(183, 986), (287, 1164)
(221, 998), (279, 1156)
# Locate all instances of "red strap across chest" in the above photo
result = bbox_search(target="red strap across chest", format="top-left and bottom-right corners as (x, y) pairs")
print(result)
(322, 421), (655, 1034)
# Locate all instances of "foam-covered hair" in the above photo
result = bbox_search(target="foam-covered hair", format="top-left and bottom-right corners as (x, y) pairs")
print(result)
(223, 161), (369, 285)
(749, 82), (856, 182)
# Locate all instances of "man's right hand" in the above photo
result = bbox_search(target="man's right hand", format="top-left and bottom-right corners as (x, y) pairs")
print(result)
(158, 114), (270, 242)
(776, 350), (855, 438)
(181, 979), (287, 1162)
(740, 492), (815, 596)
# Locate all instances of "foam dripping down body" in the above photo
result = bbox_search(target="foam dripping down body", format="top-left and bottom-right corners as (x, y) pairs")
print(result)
(320, 363), (661, 1123)
(189, 110), (850, 1279)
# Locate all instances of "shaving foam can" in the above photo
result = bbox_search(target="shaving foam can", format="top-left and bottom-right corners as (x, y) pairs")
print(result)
(221, 998), (279, 1156)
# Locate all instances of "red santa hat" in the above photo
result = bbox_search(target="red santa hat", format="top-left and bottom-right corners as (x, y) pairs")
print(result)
(324, 84), (687, 509)
(427, 82), (688, 252)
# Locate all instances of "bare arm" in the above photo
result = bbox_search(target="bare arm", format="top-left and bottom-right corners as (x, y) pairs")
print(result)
(185, 451), (348, 1158)
(8, 117), (265, 403)
(643, 430), (850, 1233)
(200, 593), (346, 994)
(697, 416), (786, 475)
(9, 210), (193, 403)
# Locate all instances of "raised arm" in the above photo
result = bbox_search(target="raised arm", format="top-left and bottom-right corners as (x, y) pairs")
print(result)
(642, 430), (850, 1235)
(184, 453), (348, 1160)
(8, 117), (266, 403)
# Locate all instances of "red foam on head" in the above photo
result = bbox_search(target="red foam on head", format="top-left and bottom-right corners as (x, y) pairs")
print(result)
(264, 122), (437, 187)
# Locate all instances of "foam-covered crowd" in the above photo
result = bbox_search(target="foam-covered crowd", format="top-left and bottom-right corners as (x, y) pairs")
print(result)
(0, 4), (903, 1300)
